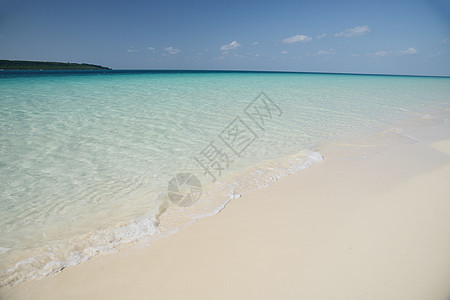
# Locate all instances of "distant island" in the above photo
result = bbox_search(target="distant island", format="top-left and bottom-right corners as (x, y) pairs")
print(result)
(0, 60), (111, 70)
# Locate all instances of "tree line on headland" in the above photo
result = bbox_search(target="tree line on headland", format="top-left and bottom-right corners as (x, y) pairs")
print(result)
(0, 60), (111, 70)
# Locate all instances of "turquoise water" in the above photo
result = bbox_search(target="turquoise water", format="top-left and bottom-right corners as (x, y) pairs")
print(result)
(0, 71), (449, 285)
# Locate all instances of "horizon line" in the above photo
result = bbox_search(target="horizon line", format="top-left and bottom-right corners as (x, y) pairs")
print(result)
(2, 68), (449, 78)
(114, 69), (450, 78)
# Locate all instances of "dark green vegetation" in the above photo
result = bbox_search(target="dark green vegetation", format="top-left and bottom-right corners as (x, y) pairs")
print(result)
(0, 60), (111, 70)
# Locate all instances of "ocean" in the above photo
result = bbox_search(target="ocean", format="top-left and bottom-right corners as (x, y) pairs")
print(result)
(1, 70), (449, 286)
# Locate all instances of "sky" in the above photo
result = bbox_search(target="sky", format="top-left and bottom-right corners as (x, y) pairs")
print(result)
(0, 0), (449, 75)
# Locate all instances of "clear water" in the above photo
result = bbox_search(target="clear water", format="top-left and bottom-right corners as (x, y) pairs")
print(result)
(0, 71), (449, 286)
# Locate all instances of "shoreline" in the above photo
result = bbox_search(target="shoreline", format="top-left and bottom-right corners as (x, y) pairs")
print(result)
(1, 109), (450, 299)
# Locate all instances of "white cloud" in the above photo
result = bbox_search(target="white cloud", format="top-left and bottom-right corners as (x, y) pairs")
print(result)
(220, 41), (241, 51)
(148, 46), (155, 51)
(317, 33), (326, 39)
(335, 25), (370, 38)
(164, 46), (180, 54)
(127, 48), (139, 53)
(426, 52), (441, 58)
(373, 50), (392, 57)
(398, 47), (418, 55)
(281, 50), (288, 55)
(315, 49), (334, 55)
(308, 49), (335, 56)
(443, 37), (450, 43)
(370, 47), (418, 57)
(283, 34), (312, 43)
(253, 41), (259, 45)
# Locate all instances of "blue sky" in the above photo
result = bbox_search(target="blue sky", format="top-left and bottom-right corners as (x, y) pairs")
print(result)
(1, 0), (449, 75)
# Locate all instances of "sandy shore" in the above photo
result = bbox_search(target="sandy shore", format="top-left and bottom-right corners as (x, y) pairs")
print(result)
(1, 117), (450, 300)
